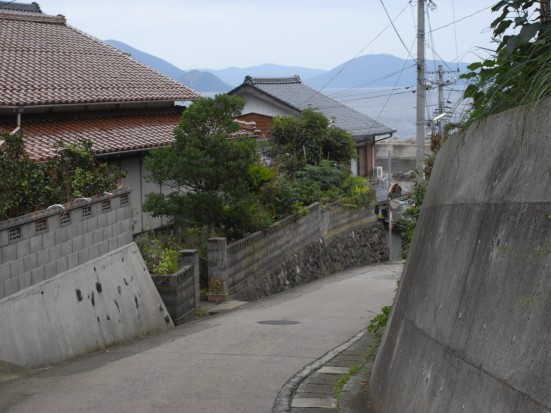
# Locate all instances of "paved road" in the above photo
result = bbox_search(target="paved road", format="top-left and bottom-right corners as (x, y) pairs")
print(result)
(0, 263), (402, 413)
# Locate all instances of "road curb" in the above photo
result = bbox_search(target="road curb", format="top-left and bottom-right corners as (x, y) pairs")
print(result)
(272, 329), (367, 413)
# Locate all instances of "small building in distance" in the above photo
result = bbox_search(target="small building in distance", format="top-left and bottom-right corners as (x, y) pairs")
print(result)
(229, 76), (396, 178)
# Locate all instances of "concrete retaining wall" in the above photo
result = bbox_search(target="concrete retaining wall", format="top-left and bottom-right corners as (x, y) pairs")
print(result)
(208, 202), (387, 301)
(0, 189), (133, 300)
(370, 100), (551, 412)
(231, 219), (388, 301)
(0, 243), (172, 368)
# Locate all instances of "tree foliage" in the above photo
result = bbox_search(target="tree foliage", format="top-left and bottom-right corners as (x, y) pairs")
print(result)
(266, 109), (356, 176)
(461, 1), (551, 126)
(0, 132), (125, 221)
(143, 95), (277, 241)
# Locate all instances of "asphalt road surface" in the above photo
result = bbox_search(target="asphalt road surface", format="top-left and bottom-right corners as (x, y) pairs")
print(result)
(0, 262), (402, 413)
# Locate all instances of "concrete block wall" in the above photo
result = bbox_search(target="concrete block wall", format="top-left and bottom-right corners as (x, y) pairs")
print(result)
(208, 202), (380, 297)
(151, 250), (200, 326)
(208, 203), (322, 292)
(322, 202), (374, 235)
(0, 188), (133, 300)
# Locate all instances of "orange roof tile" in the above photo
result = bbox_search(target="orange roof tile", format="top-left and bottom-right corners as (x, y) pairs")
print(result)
(0, 11), (201, 106)
(0, 108), (183, 161)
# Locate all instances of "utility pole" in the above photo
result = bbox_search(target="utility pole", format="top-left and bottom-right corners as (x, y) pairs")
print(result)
(415, 0), (425, 179)
(437, 64), (444, 137)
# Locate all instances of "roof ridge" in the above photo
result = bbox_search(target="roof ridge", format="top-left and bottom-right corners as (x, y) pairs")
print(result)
(0, 11), (66, 24)
(245, 75), (302, 85)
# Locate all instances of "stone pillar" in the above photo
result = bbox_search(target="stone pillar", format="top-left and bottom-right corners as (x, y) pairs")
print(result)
(180, 250), (199, 308)
(207, 237), (228, 294)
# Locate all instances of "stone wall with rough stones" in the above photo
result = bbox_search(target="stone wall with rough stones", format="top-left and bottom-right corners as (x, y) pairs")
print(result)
(232, 221), (387, 302)
(208, 202), (388, 302)
(370, 98), (551, 412)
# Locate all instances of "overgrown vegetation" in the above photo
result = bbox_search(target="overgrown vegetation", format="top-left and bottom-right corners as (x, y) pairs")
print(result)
(333, 363), (363, 402)
(0, 132), (125, 221)
(367, 305), (392, 362)
(461, 0), (551, 127)
(395, 176), (427, 259)
(142, 95), (374, 281)
(265, 108), (356, 176)
(135, 233), (179, 275)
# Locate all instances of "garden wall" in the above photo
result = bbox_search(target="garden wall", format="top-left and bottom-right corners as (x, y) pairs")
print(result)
(208, 203), (388, 301)
(0, 188), (133, 300)
(151, 250), (200, 326)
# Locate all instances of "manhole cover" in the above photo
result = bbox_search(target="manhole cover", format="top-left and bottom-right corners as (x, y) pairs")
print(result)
(257, 320), (300, 325)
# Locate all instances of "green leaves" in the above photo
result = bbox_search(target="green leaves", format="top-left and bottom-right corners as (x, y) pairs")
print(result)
(0, 133), (125, 221)
(268, 109), (355, 176)
(461, 1), (551, 128)
(144, 94), (276, 241)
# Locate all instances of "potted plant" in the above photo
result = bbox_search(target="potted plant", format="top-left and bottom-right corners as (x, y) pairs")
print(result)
(207, 277), (228, 303)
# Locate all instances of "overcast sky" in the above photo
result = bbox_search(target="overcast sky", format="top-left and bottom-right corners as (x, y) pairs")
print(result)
(35, 0), (498, 70)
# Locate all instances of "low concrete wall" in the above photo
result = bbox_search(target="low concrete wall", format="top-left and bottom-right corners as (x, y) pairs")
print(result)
(0, 189), (133, 300)
(152, 250), (200, 326)
(0, 243), (172, 368)
(370, 100), (551, 412)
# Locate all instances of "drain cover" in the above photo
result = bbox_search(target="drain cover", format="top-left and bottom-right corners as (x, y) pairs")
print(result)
(258, 320), (300, 325)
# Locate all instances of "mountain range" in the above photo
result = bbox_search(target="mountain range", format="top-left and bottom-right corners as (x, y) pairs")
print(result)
(105, 39), (470, 93)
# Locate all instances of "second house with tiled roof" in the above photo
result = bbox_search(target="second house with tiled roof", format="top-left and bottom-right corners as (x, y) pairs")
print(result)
(229, 76), (396, 179)
(0, 3), (202, 233)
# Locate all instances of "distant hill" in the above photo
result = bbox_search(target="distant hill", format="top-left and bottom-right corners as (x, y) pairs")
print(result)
(305, 54), (470, 88)
(178, 70), (232, 93)
(104, 40), (232, 92)
(105, 40), (186, 80)
(103, 41), (468, 93)
(204, 64), (328, 88)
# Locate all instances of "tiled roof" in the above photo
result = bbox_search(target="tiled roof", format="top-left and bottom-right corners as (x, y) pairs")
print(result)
(0, 10), (201, 106)
(0, 108), (184, 161)
(0, 1), (42, 14)
(231, 76), (395, 138)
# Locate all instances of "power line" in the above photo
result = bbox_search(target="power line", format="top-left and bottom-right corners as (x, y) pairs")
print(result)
(377, 38), (416, 120)
(428, 5), (492, 34)
(451, 0), (460, 71)
(328, 64), (416, 98)
(314, 1), (412, 94)
(379, 0), (416, 61)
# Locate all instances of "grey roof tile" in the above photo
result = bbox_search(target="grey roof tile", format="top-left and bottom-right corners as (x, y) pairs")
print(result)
(235, 76), (395, 138)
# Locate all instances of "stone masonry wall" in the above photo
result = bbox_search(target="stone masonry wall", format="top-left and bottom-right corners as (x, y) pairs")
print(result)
(0, 188), (133, 300)
(208, 202), (387, 302)
(230, 218), (387, 301)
